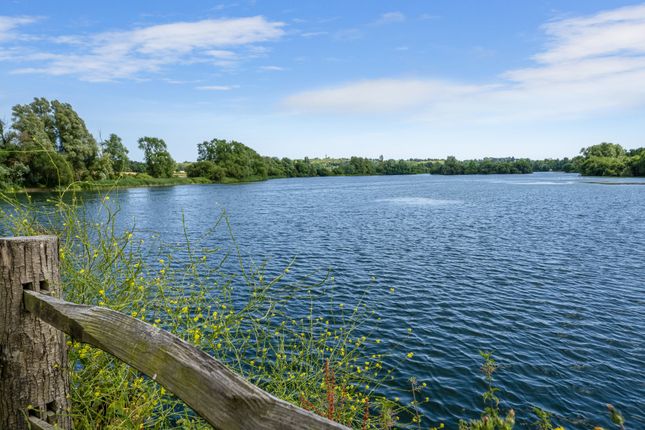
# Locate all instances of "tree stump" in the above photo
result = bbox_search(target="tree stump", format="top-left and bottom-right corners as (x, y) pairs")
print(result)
(0, 236), (71, 429)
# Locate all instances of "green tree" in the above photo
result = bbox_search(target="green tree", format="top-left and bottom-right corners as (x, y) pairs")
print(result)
(11, 97), (57, 147)
(581, 142), (626, 158)
(137, 136), (176, 178)
(441, 156), (464, 175)
(185, 160), (225, 181)
(11, 99), (70, 186)
(197, 138), (267, 180)
(10, 98), (103, 183)
(0, 119), (18, 147)
(101, 134), (130, 175)
(578, 143), (631, 176)
(51, 100), (100, 178)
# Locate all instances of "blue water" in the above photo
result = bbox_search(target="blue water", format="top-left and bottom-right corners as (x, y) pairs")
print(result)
(33, 173), (645, 428)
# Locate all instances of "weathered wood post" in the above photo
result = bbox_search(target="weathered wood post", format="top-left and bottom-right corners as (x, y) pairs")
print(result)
(0, 236), (71, 429)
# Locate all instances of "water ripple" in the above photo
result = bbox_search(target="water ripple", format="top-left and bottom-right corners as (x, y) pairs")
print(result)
(34, 173), (645, 429)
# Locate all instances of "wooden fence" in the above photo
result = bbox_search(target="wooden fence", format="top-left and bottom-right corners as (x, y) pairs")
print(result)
(0, 236), (350, 430)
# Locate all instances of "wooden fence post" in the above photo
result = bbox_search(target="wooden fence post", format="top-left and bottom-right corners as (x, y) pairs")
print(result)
(0, 236), (71, 429)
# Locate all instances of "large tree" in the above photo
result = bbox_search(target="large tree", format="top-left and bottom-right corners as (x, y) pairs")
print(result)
(10, 97), (104, 182)
(578, 143), (630, 176)
(580, 142), (626, 158)
(101, 133), (130, 174)
(137, 136), (176, 178)
(51, 100), (99, 177)
(196, 138), (267, 180)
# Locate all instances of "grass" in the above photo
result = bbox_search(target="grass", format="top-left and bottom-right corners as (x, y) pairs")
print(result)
(65, 175), (212, 190)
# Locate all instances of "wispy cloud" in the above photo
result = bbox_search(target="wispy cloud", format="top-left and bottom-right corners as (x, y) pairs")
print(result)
(333, 28), (362, 41)
(373, 12), (405, 25)
(284, 4), (645, 123)
(196, 85), (238, 91)
(418, 13), (440, 21)
(0, 15), (38, 41)
(301, 31), (328, 38)
(259, 65), (285, 71)
(284, 79), (480, 114)
(4, 16), (285, 81)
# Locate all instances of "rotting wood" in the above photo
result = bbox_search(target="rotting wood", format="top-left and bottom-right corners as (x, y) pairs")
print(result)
(23, 289), (351, 430)
(0, 236), (71, 430)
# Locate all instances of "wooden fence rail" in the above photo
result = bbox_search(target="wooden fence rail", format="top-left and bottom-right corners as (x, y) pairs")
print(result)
(0, 236), (350, 430)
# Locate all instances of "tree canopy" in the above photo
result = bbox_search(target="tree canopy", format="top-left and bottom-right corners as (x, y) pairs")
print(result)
(576, 143), (643, 177)
(101, 134), (130, 175)
(195, 139), (267, 180)
(138, 137), (176, 178)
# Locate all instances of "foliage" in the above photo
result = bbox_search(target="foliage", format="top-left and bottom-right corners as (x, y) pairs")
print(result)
(69, 175), (211, 190)
(101, 134), (130, 175)
(576, 143), (645, 177)
(185, 160), (225, 181)
(10, 97), (107, 181)
(138, 136), (176, 178)
(458, 352), (516, 430)
(51, 100), (101, 179)
(196, 139), (267, 180)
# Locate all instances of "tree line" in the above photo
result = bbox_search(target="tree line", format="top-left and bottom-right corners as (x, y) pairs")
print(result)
(183, 142), (642, 180)
(0, 98), (643, 189)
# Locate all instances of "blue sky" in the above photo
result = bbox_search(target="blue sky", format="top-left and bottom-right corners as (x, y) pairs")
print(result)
(1, 1), (644, 161)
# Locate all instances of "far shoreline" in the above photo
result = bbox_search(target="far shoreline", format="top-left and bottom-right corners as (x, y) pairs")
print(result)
(3, 170), (581, 194)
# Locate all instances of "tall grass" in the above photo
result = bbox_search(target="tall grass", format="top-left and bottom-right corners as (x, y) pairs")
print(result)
(0, 191), (414, 429)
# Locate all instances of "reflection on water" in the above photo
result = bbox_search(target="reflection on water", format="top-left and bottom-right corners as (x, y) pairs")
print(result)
(377, 197), (463, 206)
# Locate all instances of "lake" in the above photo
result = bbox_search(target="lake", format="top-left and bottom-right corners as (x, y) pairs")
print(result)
(31, 172), (645, 428)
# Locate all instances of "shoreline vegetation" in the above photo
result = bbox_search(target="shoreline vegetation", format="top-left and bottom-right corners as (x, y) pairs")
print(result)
(1, 97), (644, 192)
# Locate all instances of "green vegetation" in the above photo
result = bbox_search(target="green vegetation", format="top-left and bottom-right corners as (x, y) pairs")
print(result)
(1, 97), (643, 192)
(573, 143), (645, 177)
(138, 136), (176, 178)
(66, 175), (211, 191)
(187, 138), (268, 181)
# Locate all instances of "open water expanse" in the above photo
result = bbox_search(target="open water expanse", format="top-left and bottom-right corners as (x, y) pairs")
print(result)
(32, 172), (645, 428)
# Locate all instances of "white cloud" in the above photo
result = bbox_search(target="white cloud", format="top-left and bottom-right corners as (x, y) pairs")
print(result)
(284, 4), (645, 124)
(284, 79), (481, 113)
(0, 16), (38, 41)
(196, 85), (238, 91)
(374, 12), (405, 25)
(205, 49), (237, 59)
(259, 65), (285, 71)
(6, 16), (284, 81)
(536, 4), (645, 63)
(301, 31), (328, 38)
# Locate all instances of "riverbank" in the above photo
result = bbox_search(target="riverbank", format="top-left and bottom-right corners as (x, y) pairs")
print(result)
(2, 171), (563, 194)
(3, 176), (212, 193)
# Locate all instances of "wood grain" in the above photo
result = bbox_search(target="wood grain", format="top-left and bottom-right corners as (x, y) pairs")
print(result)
(0, 236), (71, 429)
(24, 289), (350, 430)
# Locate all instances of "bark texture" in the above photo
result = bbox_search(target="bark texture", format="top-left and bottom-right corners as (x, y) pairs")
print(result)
(0, 236), (71, 429)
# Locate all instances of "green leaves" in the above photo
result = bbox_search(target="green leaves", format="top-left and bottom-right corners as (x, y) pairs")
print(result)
(138, 136), (176, 178)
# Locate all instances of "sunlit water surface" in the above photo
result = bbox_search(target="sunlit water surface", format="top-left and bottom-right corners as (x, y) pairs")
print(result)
(28, 173), (645, 428)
